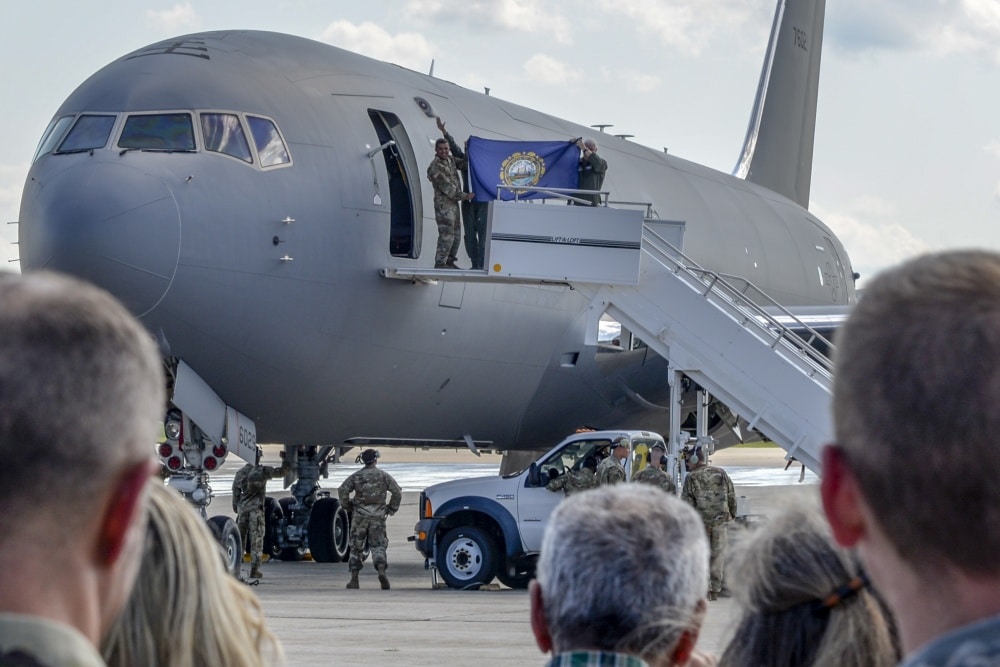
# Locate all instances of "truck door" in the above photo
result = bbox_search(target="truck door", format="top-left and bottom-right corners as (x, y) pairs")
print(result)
(517, 436), (611, 552)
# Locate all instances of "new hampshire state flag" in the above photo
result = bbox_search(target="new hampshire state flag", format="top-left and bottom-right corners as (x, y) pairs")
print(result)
(467, 137), (579, 201)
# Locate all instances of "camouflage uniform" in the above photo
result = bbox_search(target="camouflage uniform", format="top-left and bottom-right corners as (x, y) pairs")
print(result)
(596, 455), (626, 486)
(233, 460), (288, 576)
(338, 464), (402, 576)
(633, 466), (676, 494)
(681, 465), (737, 596)
(427, 134), (467, 267)
(546, 467), (597, 496)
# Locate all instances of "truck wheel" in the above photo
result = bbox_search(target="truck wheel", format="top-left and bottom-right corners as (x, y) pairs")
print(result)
(307, 497), (348, 563)
(263, 497), (283, 559)
(436, 526), (497, 589)
(497, 569), (533, 590)
(207, 515), (241, 576)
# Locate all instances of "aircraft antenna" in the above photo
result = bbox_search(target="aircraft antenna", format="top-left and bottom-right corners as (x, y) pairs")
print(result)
(428, 59), (435, 77)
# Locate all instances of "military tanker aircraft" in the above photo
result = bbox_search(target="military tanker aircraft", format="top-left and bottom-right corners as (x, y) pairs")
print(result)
(16, 0), (849, 566)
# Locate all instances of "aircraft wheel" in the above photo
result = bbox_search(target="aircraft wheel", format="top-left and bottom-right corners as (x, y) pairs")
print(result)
(436, 526), (497, 589)
(207, 515), (241, 576)
(307, 497), (348, 563)
(263, 497), (283, 559)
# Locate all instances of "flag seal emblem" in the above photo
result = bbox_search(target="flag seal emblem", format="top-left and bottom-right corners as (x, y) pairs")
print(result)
(500, 152), (546, 188)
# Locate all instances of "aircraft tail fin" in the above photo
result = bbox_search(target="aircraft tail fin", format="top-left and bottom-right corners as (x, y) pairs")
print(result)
(733, 0), (825, 209)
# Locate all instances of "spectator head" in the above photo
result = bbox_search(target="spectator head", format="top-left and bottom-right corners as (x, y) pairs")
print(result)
(0, 271), (163, 640)
(531, 484), (709, 665)
(825, 250), (1000, 576)
(720, 502), (898, 667)
(103, 482), (284, 667)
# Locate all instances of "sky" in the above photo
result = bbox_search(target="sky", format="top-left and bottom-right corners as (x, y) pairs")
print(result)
(2, 0), (998, 286)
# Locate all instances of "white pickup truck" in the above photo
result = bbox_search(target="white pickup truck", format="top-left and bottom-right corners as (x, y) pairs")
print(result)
(413, 430), (669, 589)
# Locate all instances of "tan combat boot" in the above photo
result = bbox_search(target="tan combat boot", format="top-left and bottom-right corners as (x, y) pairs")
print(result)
(346, 569), (360, 589)
(377, 564), (390, 590)
(250, 567), (263, 579)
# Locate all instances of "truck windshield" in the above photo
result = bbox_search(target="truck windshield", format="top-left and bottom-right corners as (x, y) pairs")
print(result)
(534, 437), (614, 481)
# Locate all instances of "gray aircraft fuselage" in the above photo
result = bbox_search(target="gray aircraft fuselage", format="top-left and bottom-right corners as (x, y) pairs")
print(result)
(17, 29), (855, 450)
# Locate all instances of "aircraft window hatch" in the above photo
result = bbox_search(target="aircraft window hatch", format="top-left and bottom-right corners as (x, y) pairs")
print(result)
(57, 114), (116, 153)
(247, 116), (290, 167)
(33, 115), (74, 161)
(119, 113), (195, 151)
(200, 113), (252, 163)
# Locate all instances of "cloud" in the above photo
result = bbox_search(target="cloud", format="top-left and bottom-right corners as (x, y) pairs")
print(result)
(146, 2), (201, 35)
(619, 69), (662, 94)
(828, 0), (1000, 64)
(318, 21), (435, 71)
(404, 0), (573, 44)
(813, 198), (930, 286)
(522, 54), (582, 85)
(595, 0), (768, 56)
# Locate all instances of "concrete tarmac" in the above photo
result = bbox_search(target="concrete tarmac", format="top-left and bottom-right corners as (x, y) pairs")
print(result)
(225, 447), (819, 666)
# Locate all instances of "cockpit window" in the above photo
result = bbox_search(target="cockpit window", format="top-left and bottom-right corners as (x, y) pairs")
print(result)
(57, 115), (116, 153)
(247, 116), (290, 167)
(33, 116), (75, 162)
(201, 113), (252, 163)
(119, 113), (195, 151)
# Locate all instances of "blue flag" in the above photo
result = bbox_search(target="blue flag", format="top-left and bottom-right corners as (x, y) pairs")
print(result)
(467, 137), (579, 201)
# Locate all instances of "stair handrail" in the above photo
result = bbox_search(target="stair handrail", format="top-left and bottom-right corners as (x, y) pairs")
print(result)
(640, 223), (836, 380)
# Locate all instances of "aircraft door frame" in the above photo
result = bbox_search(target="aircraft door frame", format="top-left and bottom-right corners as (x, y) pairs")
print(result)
(819, 234), (847, 303)
(368, 110), (422, 259)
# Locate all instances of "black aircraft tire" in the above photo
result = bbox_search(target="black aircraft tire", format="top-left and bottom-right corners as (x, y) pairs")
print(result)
(436, 526), (498, 589)
(207, 515), (242, 576)
(307, 497), (343, 563)
(333, 504), (350, 561)
(263, 496), (283, 559)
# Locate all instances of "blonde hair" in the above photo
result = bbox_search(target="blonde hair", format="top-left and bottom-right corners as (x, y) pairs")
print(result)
(103, 482), (284, 666)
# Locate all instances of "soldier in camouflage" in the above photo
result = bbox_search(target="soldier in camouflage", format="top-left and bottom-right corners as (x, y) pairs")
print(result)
(233, 448), (289, 579)
(546, 455), (598, 496)
(681, 445), (737, 600)
(338, 448), (402, 589)
(633, 443), (676, 494)
(596, 437), (629, 485)
(427, 117), (475, 269)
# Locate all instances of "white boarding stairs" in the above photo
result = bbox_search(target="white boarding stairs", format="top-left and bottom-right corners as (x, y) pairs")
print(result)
(383, 200), (834, 474)
(578, 223), (834, 475)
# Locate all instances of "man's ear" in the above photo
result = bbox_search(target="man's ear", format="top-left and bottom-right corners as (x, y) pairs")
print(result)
(820, 445), (866, 547)
(666, 597), (705, 666)
(96, 459), (156, 566)
(529, 580), (553, 654)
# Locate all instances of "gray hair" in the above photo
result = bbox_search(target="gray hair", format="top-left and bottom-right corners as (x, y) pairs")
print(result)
(833, 250), (1000, 574)
(0, 271), (164, 533)
(103, 482), (284, 666)
(719, 501), (898, 667)
(536, 484), (708, 659)
(584, 138), (598, 151)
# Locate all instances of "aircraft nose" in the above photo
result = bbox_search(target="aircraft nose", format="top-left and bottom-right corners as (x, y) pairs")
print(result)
(19, 161), (181, 317)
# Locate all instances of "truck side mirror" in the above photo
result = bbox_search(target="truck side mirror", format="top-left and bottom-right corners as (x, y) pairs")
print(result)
(527, 462), (540, 487)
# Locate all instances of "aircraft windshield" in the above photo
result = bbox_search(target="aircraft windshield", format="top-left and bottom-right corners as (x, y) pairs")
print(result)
(34, 115), (74, 161)
(119, 113), (195, 151)
(201, 113), (252, 162)
(247, 116), (290, 167)
(57, 115), (116, 153)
